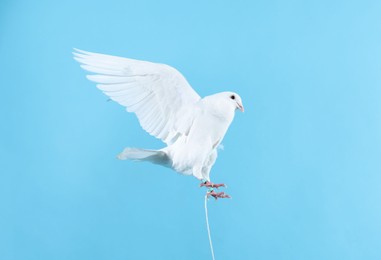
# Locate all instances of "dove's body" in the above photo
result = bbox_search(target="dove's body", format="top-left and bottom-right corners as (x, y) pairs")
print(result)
(164, 95), (235, 180)
(74, 49), (243, 182)
(118, 94), (235, 181)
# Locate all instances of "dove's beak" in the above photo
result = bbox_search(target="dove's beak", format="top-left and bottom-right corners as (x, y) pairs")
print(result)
(238, 103), (244, 112)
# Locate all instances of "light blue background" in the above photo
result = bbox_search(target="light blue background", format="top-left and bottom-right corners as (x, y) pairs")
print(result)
(1, 0), (381, 259)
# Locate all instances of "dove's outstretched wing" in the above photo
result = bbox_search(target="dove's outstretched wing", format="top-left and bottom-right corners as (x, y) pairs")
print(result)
(73, 49), (201, 144)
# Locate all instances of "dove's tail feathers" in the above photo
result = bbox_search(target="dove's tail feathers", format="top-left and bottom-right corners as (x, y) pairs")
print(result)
(117, 148), (171, 167)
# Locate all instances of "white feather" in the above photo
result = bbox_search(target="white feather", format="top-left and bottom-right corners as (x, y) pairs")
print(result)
(74, 49), (200, 145)
(74, 49), (244, 182)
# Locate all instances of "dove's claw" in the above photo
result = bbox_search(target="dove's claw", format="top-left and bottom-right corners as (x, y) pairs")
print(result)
(207, 190), (231, 200)
(200, 181), (226, 189)
(201, 181), (230, 199)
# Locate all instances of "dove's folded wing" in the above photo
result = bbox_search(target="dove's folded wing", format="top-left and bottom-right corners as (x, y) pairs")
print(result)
(74, 49), (201, 144)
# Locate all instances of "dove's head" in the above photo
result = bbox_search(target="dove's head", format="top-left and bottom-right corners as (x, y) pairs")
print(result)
(203, 92), (244, 118)
(226, 92), (244, 112)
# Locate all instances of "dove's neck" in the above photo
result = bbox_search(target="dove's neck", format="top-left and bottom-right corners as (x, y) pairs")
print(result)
(202, 96), (235, 123)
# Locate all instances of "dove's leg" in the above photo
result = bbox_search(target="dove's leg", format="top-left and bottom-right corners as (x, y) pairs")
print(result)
(200, 150), (217, 181)
(193, 165), (205, 181)
(207, 190), (231, 200)
(200, 181), (226, 189)
(199, 151), (227, 189)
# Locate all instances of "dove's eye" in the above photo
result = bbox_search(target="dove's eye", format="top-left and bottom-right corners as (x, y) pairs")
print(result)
(230, 95), (235, 100)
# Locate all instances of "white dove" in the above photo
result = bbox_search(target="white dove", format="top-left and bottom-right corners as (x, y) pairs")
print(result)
(73, 49), (244, 199)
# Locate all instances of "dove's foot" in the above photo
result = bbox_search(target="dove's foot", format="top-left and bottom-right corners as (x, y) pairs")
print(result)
(200, 181), (226, 189)
(207, 190), (231, 200)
